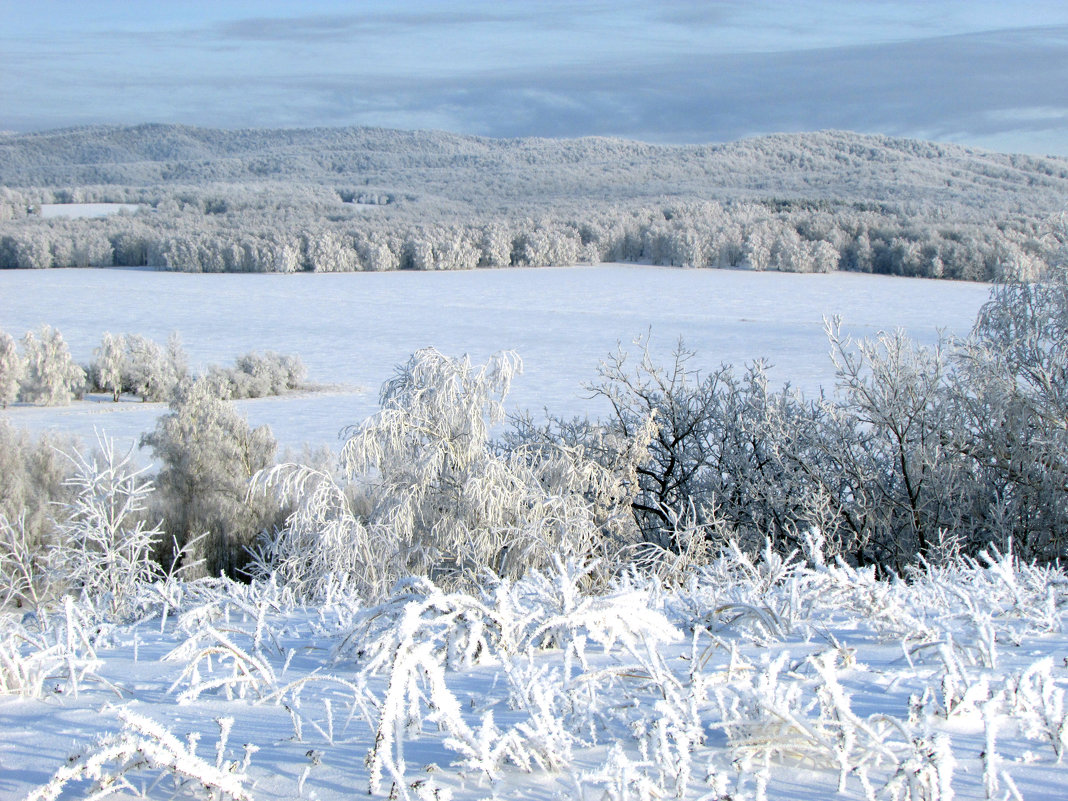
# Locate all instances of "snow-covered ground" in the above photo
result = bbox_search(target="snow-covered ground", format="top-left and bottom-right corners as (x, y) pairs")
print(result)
(0, 265), (992, 453)
(38, 203), (143, 219)
(3, 545), (1066, 801)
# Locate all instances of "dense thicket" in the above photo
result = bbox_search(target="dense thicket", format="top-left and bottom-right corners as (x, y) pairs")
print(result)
(2, 125), (1066, 279)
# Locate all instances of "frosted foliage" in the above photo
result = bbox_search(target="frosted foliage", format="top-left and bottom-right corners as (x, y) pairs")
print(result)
(6, 526), (1068, 800)
(254, 348), (654, 598)
(18, 325), (85, 405)
(25, 708), (253, 801)
(51, 436), (164, 617)
(248, 464), (381, 598)
(0, 329), (22, 408)
(951, 271), (1068, 559)
(124, 333), (179, 402)
(142, 377), (277, 577)
(825, 321), (964, 565)
(93, 331), (125, 402)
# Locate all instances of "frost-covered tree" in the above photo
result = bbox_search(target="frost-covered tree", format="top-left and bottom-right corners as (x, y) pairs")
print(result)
(951, 271), (1068, 560)
(18, 325), (85, 405)
(93, 332), (126, 401)
(253, 348), (653, 598)
(141, 378), (278, 577)
(0, 329), (23, 408)
(584, 339), (833, 557)
(821, 322), (970, 567)
(123, 333), (186, 402)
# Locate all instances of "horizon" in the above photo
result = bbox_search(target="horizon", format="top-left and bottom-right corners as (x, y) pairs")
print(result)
(3, 122), (1062, 161)
(3, 2), (1068, 157)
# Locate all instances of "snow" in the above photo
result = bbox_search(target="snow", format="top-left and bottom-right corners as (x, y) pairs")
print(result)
(0, 265), (992, 454)
(38, 203), (142, 219)
(3, 548), (1067, 800)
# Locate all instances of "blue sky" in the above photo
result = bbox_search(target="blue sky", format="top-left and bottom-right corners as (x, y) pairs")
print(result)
(3, 1), (1068, 154)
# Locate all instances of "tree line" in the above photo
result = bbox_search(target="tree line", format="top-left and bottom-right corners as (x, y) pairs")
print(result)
(0, 198), (1059, 281)
(0, 326), (306, 407)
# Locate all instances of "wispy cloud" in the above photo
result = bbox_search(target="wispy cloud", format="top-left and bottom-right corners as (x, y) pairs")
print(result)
(212, 10), (524, 43)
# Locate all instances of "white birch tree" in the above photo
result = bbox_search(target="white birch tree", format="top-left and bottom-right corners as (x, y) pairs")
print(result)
(19, 325), (85, 406)
(0, 329), (22, 408)
(94, 331), (126, 401)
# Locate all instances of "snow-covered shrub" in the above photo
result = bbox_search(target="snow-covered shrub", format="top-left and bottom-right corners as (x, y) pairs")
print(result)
(0, 596), (102, 699)
(207, 351), (306, 399)
(51, 436), (164, 618)
(254, 348), (653, 599)
(342, 576), (501, 673)
(0, 512), (52, 612)
(247, 464), (384, 599)
(1002, 657), (1068, 761)
(165, 624), (278, 703)
(951, 270), (1068, 562)
(0, 422), (75, 603)
(142, 377), (278, 577)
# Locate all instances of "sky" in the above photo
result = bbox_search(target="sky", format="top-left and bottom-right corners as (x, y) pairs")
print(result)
(2, 1), (1068, 155)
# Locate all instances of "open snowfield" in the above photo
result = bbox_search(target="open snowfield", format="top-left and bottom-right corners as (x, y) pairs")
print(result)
(0, 265), (992, 455)
(3, 545), (1067, 801)
(38, 203), (143, 219)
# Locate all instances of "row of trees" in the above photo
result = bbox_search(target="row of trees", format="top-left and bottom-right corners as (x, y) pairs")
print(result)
(553, 281), (1067, 571)
(0, 326), (307, 407)
(0, 200), (1058, 280)
(3, 271), (1066, 597)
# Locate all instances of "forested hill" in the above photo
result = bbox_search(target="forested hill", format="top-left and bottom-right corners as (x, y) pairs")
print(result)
(1, 124), (1067, 277)
(4, 124), (1068, 212)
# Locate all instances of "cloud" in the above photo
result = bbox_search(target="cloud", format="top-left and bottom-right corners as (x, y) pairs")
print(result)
(2, 3), (1068, 155)
(209, 24), (1065, 152)
(212, 10), (524, 43)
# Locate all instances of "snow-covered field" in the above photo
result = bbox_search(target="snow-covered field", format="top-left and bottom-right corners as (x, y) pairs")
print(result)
(3, 545), (1066, 800)
(0, 266), (991, 454)
(38, 203), (143, 219)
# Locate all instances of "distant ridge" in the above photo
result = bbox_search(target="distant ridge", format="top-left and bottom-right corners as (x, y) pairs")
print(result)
(3, 124), (1067, 215)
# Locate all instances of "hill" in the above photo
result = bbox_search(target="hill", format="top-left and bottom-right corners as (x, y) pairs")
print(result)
(1, 125), (1066, 276)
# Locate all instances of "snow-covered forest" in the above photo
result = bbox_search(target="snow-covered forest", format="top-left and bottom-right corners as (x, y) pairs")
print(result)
(2, 265), (1068, 799)
(2, 126), (1067, 279)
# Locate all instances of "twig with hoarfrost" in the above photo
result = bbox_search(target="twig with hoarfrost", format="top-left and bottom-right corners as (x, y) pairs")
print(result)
(51, 435), (164, 620)
(165, 625), (277, 703)
(22, 708), (253, 801)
